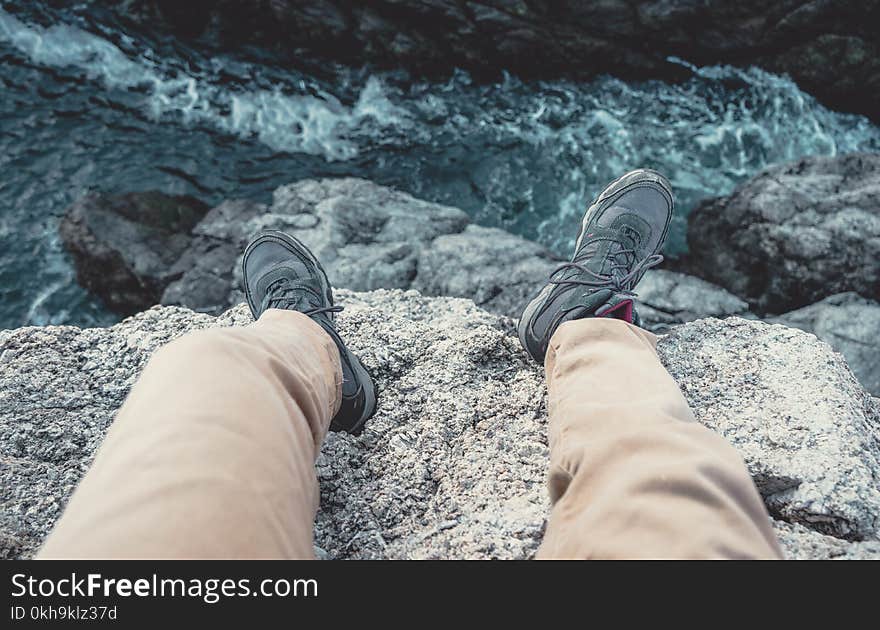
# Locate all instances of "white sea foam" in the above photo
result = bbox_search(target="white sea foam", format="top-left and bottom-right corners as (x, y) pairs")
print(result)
(2, 6), (877, 175)
(0, 8), (408, 159)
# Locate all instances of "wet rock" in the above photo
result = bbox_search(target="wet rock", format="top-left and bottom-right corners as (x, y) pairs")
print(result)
(685, 153), (880, 314)
(59, 191), (210, 316)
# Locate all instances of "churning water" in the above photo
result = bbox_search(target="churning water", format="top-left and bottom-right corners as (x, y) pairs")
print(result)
(1, 3), (879, 327)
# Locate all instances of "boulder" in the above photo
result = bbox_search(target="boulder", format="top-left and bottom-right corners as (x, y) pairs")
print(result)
(658, 317), (880, 541)
(685, 153), (880, 314)
(59, 191), (210, 316)
(92, 0), (880, 121)
(158, 178), (559, 317)
(772, 292), (880, 396)
(2, 290), (878, 559)
(161, 178), (479, 311)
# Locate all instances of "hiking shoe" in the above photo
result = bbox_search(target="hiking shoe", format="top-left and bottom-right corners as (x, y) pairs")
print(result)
(242, 230), (376, 434)
(518, 169), (673, 363)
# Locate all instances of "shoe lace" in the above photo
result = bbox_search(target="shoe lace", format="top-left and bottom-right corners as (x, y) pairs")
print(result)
(549, 238), (663, 298)
(260, 278), (344, 317)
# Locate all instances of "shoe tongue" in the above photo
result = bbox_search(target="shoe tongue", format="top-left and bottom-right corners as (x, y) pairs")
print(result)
(260, 268), (325, 311)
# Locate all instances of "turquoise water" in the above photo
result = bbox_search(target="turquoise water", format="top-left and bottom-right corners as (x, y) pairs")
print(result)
(1, 4), (879, 327)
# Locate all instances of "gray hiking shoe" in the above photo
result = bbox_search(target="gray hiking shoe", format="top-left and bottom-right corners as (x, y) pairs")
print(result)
(518, 169), (674, 364)
(242, 230), (376, 435)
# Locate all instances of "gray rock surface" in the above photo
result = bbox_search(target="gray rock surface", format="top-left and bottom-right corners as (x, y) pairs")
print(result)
(58, 177), (878, 396)
(658, 317), (880, 541)
(87, 0), (880, 121)
(2, 291), (878, 559)
(413, 224), (557, 317)
(163, 179), (450, 310)
(773, 293), (880, 396)
(635, 270), (752, 333)
(685, 153), (880, 314)
(160, 178), (560, 319)
(59, 191), (209, 316)
(773, 521), (880, 560)
(63, 178), (752, 332)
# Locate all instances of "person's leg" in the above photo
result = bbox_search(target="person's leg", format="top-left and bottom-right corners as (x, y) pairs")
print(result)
(38, 310), (340, 559)
(535, 318), (782, 559)
(39, 229), (376, 559)
(519, 169), (782, 558)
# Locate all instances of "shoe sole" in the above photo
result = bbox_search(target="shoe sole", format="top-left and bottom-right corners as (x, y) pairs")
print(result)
(242, 230), (377, 434)
(335, 354), (377, 436)
(517, 169), (674, 358)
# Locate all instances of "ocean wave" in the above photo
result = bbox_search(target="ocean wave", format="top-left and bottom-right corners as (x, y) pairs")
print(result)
(0, 8), (408, 159)
(2, 6), (877, 173)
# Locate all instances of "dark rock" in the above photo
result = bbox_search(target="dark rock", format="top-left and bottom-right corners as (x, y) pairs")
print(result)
(59, 191), (210, 316)
(160, 199), (267, 313)
(773, 292), (880, 396)
(91, 0), (880, 121)
(684, 153), (880, 314)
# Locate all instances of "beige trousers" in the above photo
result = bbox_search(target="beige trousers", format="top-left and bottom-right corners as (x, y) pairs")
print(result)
(38, 310), (782, 559)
